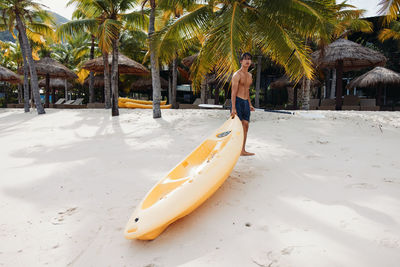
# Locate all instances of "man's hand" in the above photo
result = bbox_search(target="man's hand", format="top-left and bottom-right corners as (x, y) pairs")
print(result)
(250, 106), (255, 112)
(231, 109), (237, 118)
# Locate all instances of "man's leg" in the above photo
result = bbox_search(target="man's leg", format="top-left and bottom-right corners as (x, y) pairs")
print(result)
(241, 120), (254, 156)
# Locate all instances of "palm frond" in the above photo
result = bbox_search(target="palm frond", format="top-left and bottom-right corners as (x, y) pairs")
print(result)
(379, 21), (400, 41)
(97, 18), (122, 53)
(379, 0), (400, 23)
(121, 11), (149, 31)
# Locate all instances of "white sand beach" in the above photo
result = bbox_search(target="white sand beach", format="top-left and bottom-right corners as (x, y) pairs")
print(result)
(1, 108), (400, 267)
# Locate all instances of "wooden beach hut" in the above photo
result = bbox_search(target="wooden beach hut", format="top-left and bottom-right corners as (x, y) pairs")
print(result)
(312, 39), (387, 109)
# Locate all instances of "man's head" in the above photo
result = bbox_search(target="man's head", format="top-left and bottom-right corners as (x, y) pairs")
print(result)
(240, 52), (252, 68)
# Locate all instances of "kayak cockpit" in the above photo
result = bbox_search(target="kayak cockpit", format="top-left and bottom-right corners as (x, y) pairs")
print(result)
(141, 133), (232, 209)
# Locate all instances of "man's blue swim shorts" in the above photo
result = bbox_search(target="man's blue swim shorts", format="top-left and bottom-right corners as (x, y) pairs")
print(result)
(233, 97), (250, 121)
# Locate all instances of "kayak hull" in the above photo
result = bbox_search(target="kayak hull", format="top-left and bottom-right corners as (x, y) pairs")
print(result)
(119, 97), (167, 105)
(119, 102), (172, 109)
(124, 116), (244, 240)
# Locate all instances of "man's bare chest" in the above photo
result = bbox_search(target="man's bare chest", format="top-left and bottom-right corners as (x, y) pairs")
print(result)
(239, 73), (252, 88)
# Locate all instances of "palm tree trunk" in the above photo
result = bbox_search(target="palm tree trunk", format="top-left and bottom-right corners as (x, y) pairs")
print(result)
(51, 75), (56, 104)
(111, 38), (119, 116)
(293, 87), (298, 109)
(149, 1), (162, 118)
(214, 84), (219, 105)
(103, 52), (111, 109)
(64, 79), (68, 100)
(168, 65), (172, 104)
(17, 33), (30, 112)
(172, 55), (178, 109)
(45, 73), (50, 107)
(89, 35), (95, 103)
(301, 78), (311, 110)
(15, 12), (44, 114)
(17, 84), (23, 104)
(335, 60), (344, 110)
(17, 63), (22, 104)
(200, 78), (206, 104)
(330, 68), (336, 99)
(255, 55), (262, 108)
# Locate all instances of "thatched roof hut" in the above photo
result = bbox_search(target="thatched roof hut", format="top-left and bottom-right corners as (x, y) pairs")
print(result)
(0, 66), (22, 84)
(18, 57), (78, 79)
(131, 77), (169, 92)
(182, 54), (198, 68)
(347, 67), (400, 89)
(82, 54), (149, 75)
(84, 75), (105, 88)
(312, 39), (387, 71)
(18, 57), (78, 106)
(346, 67), (400, 106)
(38, 78), (72, 89)
(312, 39), (387, 109)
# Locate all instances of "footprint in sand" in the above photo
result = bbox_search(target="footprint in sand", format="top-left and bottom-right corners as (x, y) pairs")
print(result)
(51, 207), (78, 225)
(281, 246), (294, 255)
(251, 251), (278, 267)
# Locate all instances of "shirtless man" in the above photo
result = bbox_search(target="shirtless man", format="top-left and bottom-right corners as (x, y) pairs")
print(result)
(231, 52), (255, 156)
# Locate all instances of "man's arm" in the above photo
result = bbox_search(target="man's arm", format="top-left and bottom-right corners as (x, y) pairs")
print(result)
(231, 73), (239, 117)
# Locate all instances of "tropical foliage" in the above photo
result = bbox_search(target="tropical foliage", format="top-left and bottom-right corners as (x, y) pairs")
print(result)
(0, 0), (390, 114)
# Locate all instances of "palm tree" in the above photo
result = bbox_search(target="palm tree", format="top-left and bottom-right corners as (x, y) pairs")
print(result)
(151, 1), (197, 109)
(140, 0), (163, 118)
(156, 0), (338, 106)
(0, 1), (56, 114)
(62, 0), (147, 116)
(301, 1), (373, 110)
(58, 9), (100, 104)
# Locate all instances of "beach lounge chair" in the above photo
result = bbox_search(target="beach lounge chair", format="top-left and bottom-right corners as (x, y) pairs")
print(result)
(72, 98), (84, 105)
(360, 99), (380, 111)
(64, 100), (75, 105)
(55, 98), (65, 105)
(192, 98), (201, 105)
(342, 95), (360, 110)
(319, 99), (336, 110)
(309, 99), (320, 110)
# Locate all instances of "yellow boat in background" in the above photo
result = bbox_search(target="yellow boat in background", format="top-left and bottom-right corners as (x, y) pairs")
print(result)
(119, 101), (172, 109)
(124, 116), (244, 240)
(119, 97), (167, 105)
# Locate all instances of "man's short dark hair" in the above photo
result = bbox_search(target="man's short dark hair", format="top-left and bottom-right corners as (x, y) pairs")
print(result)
(240, 52), (252, 61)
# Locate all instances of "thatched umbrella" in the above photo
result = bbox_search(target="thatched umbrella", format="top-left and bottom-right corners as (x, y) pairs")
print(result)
(0, 66), (23, 84)
(82, 54), (149, 75)
(312, 38), (387, 109)
(84, 75), (105, 88)
(347, 67), (400, 106)
(19, 57), (78, 107)
(131, 77), (168, 92)
(182, 54), (198, 68)
(39, 78), (73, 89)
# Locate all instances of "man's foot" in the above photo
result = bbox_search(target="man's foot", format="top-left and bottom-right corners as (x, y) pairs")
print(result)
(241, 151), (255, 156)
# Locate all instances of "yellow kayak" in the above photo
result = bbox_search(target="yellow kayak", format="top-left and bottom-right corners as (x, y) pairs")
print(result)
(119, 102), (172, 109)
(119, 98), (167, 105)
(124, 116), (244, 240)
